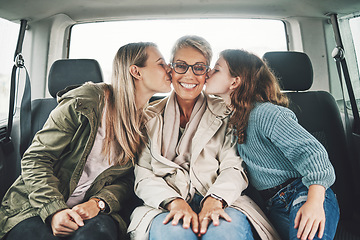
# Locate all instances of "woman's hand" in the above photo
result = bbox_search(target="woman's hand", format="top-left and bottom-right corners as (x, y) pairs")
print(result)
(50, 209), (84, 237)
(294, 185), (326, 240)
(72, 199), (100, 220)
(163, 198), (199, 234)
(198, 196), (231, 236)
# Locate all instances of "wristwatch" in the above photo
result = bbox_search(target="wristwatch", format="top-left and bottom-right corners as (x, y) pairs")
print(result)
(92, 198), (106, 212)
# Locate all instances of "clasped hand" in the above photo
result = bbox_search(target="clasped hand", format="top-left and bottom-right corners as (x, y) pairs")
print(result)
(50, 199), (100, 237)
(163, 197), (231, 237)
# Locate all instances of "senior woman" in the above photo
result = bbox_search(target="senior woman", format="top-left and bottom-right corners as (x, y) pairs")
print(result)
(128, 35), (279, 240)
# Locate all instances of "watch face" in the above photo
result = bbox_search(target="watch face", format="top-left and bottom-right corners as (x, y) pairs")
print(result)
(98, 200), (105, 210)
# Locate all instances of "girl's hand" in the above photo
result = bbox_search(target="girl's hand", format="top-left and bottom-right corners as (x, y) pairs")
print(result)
(294, 185), (326, 240)
(198, 196), (231, 237)
(72, 199), (100, 220)
(51, 209), (84, 237)
(163, 198), (199, 234)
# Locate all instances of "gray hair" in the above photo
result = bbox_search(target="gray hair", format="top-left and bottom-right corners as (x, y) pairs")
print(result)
(170, 35), (212, 65)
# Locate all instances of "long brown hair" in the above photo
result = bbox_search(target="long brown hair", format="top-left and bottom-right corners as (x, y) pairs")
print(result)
(221, 49), (289, 144)
(103, 42), (156, 165)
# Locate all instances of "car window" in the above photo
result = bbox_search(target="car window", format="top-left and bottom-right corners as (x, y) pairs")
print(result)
(349, 16), (360, 102)
(0, 18), (19, 122)
(69, 19), (287, 84)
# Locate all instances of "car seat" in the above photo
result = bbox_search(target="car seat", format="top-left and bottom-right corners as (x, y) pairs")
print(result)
(29, 59), (103, 148)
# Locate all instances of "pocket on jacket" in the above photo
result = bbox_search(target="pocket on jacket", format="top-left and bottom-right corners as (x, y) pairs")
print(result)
(1, 178), (32, 217)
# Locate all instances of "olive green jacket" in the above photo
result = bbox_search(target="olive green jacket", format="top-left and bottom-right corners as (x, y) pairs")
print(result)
(0, 83), (134, 239)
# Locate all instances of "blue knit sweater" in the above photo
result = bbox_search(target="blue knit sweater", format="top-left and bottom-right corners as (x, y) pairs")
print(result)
(237, 102), (335, 191)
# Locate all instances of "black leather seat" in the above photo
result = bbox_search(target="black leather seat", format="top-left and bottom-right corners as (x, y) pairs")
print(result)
(263, 51), (360, 238)
(30, 59), (103, 145)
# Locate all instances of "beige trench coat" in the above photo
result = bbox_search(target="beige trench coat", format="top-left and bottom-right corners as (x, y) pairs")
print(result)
(128, 93), (280, 240)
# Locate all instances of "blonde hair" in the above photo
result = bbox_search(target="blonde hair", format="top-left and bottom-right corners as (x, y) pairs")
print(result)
(103, 42), (156, 165)
(170, 35), (212, 65)
(221, 49), (289, 144)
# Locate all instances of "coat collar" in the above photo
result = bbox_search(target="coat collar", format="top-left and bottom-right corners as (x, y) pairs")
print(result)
(144, 91), (230, 167)
(145, 91), (229, 122)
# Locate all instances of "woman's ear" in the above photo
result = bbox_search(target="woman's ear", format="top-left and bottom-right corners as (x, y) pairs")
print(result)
(230, 76), (241, 90)
(129, 65), (141, 80)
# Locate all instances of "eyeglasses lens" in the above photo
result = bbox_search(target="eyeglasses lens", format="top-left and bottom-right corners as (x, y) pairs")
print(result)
(173, 63), (208, 75)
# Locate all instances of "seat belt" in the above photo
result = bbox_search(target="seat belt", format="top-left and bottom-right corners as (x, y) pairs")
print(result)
(1, 19), (28, 155)
(14, 20), (32, 157)
(19, 56), (32, 156)
(13, 19), (32, 157)
(328, 13), (360, 135)
(332, 47), (355, 143)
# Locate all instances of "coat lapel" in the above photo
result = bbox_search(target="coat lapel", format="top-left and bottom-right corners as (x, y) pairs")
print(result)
(191, 94), (228, 164)
(191, 109), (223, 163)
(145, 114), (180, 169)
(143, 93), (228, 169)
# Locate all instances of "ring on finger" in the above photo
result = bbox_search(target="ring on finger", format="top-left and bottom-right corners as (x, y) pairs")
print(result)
(203, 217), (210, 220)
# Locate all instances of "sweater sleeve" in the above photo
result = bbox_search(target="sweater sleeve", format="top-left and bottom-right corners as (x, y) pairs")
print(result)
(257, 104), (336, 189)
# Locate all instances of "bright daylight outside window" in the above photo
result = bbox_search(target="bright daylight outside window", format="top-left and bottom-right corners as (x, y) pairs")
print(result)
(0, 18), (18, 121)
(69, 19), (287, 91)
(349, 16), (360, 102)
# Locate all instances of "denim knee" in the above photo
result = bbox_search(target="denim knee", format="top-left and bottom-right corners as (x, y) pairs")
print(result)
(202, 207), (254, 240)
(149, 212), (198, 240)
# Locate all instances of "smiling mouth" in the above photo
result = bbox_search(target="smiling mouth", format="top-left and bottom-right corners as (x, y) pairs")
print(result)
(180, 82), (197, 89)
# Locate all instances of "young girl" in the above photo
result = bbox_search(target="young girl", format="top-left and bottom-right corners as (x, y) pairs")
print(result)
(205, 49), (340, 240)
(0, 42), (171, 240)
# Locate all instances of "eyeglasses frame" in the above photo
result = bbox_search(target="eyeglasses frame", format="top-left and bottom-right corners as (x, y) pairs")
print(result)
(171, 62), (210, 76)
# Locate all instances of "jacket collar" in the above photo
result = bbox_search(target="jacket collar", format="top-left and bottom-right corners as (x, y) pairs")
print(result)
(57, 82), (107, 117)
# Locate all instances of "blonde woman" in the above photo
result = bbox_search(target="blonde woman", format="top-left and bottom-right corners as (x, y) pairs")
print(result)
(0, 42), (171, 240)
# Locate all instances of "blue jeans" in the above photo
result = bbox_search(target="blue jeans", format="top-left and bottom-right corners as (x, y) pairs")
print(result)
(149, 194), (254, 240)
(265, 178), (340, 240)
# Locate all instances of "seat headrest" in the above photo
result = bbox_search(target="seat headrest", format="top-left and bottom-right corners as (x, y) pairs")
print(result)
(263, 51), (313, 91)
(48, 59), (103, 98)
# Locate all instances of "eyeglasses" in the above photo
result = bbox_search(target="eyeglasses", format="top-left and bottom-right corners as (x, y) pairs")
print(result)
(171, 62), (210, 76)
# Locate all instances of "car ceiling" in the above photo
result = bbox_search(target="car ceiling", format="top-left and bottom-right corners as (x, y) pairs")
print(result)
(1, 0), (360, 23)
